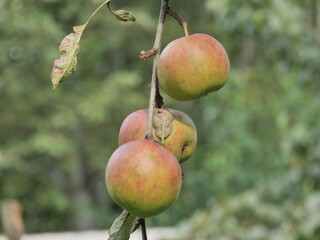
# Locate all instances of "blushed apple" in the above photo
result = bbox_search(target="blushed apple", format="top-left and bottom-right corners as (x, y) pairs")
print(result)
(157, 33), (230, 101)
(105, 140), (182, 218)
(118, 108), (197, 162)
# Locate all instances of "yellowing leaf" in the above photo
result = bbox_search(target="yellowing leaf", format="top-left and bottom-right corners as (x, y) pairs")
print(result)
(50, 0), (111, 90)
(51, 27), (83, 90)
(153, 109), (174, 142)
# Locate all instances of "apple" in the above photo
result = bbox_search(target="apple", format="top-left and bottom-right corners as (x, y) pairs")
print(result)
(118, 108), (197, 162)
(157, 33), (230, 101)
(105, 139), (182, 218)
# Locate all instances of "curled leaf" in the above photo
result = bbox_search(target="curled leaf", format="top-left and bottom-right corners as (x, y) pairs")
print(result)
(107, 2), (136, 22)
(51, 25), (84, 90)
(153, 109), (174, 142)
(113, 10), (136, 22)
(108, 210), (137, 240)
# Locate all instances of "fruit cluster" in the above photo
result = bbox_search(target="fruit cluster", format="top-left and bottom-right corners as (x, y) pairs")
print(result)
(105, 33), (229, 218)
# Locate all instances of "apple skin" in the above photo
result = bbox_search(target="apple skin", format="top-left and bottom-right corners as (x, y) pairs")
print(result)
(105, 140), (182, 218)
(118, 108), (197, 163)
(157, 33), (230, 101)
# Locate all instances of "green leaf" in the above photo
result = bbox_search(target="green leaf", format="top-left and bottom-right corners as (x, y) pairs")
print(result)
(112, 10), (136, 22)
(153, 109), (174, 142)
(108, 210), (137, 240)
(50, 0), (111, 90)
(107, 2), (136, 22)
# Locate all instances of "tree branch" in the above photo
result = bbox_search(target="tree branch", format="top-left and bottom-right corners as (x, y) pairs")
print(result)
(145, 0), (169, 140)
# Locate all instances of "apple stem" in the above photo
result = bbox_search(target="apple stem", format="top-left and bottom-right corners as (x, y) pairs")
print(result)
(140, 218), (148, 240)
(145, 0), (169, 140)
(166, 5), (189, 37)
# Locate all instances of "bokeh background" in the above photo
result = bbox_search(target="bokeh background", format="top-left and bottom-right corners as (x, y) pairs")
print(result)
(1, 0), (320, 239)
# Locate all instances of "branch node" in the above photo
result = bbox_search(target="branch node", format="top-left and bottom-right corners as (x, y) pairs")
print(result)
(140, 49), (157, 60)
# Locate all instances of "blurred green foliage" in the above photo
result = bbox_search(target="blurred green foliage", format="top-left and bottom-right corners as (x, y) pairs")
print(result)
(0, 0), (319, 238)
(175, 0), (320, 239)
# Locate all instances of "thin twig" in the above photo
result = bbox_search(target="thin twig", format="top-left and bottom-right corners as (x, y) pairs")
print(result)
(140, 49), (157, 60)
(166, 6), (189, 36)
(140, 218), (148, 240)
(145, 0), (169, 139)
